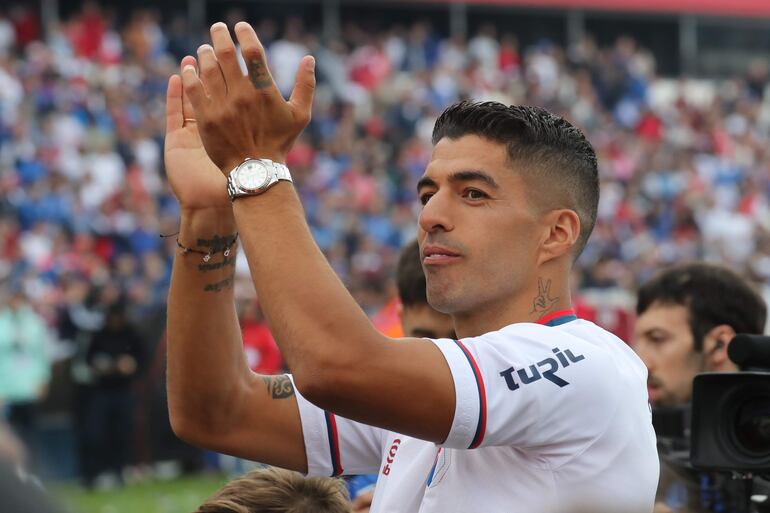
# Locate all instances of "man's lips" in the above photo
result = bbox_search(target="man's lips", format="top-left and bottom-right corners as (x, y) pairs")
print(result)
(422, 244), (461, 265)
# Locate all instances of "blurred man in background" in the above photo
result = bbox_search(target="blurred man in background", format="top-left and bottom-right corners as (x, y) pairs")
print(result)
(195, 467), (351, 513)
(634, 263), (768, 513)
(394, 239), (455, 341)
(635, 263), (767, 408)
(350, 239), (455, 512)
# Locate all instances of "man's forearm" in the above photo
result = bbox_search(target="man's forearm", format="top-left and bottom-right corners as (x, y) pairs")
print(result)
(232, 184), (380, 388)
(166, 208), (247, 435)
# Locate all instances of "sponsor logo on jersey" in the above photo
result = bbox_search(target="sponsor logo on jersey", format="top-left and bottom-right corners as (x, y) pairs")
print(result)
(382, 438), (402, 475)
(499, 347), (585, 390)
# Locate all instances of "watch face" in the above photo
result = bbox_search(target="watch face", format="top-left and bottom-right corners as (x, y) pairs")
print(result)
(235, 160), (271, 192)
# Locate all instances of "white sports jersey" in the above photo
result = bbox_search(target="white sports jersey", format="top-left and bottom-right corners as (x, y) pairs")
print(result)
(293, 312), (659, 513)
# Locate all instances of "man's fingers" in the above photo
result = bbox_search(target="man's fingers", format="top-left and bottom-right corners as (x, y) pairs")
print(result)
(210, 22), (244, 86)
(197, 44), (227, 98)
(166, 74), (184, 132)
(180, 56), (197, 120)
(288, 55), (316, 123)
(181, 63), (208, 113)
(234, 21), (277, 93)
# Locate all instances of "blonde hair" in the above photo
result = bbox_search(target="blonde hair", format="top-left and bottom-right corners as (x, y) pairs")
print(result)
(195, 467), (351, 513)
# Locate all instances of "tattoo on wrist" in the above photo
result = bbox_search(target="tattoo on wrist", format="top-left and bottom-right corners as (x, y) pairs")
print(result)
(262, 375), (295, 399)
(247, 58), (272, 89)
(530, 277), (559, 315)
(203, 272), (235, 292)
(198, 255), (236, 272)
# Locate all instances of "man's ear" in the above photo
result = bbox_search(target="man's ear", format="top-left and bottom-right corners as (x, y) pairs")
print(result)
(704, 324), (737, 370)
(539, 209), (580, 266)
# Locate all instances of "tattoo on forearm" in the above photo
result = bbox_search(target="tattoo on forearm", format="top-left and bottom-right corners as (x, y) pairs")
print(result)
(262, 375), (295, 399)
(247, 58), (273, 89)
(198, 255), (236, 272)
(203, 273), (234, 292)
(530, 277), (559, 315)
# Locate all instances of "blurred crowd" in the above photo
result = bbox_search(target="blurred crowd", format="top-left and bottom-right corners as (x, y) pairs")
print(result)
(1, 1), (769, 483)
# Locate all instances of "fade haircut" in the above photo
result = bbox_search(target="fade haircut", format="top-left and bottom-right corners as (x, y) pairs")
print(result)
(636, 263), (767, 352)
(431, 101), (599, 258)
(194, 467), (351, 513)
(397, 239), (427, 307)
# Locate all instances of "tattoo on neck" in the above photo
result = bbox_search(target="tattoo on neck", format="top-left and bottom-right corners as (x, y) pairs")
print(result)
(247, 58), (273, 89)
(262, 375), (295, 399)
(530, 277), (559, 316)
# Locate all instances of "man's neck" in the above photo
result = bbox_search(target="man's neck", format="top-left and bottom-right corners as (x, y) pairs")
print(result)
(451, 274), (573, 338)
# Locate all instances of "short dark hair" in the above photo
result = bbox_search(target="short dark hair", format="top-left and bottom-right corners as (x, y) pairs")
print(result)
(432, 101), (599, 257)
(636, 263), (767, 351)
(396, 239), (427, 307)
(195, 467), (351, 513)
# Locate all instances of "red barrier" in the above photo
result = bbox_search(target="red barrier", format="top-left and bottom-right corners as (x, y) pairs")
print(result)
(425, 0), (770, 17)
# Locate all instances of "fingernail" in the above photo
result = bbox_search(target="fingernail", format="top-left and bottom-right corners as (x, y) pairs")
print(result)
(307, 56), (315, 71)
(183, 65), (195, 74)
(198, 44), (213, 53)
(212, 22), (227, 31)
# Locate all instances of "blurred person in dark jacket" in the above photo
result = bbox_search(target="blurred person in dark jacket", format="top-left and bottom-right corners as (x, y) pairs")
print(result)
(83, 300), (145, 488)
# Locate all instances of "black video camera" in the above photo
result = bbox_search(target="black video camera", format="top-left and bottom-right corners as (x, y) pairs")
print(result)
(691, 334), (770, 472)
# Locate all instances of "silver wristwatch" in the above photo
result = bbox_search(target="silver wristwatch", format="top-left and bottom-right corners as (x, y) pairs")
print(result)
(226, 158), (293, 201)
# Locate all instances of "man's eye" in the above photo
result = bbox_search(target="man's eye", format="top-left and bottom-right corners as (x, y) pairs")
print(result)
(419, 193), (433, 206)
(464, 189), (487, 200)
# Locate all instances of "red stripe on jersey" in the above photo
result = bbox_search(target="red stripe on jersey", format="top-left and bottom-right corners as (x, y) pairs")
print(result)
(454, 339), (487, 449)
(324, 411), (344, 476)
(536, 309), (577, 326)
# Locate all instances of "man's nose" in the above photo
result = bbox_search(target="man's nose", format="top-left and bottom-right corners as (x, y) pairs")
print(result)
(418, 191), (454, 234)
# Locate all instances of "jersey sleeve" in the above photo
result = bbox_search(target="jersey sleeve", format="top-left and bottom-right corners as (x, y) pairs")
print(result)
(289, 376), (386, 477)
(431, 323), (621, 455)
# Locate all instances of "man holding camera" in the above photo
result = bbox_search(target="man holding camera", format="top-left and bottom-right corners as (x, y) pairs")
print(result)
(634, 263), (768, 512)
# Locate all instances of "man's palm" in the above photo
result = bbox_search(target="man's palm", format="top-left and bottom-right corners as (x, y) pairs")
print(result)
(165, 71), (230, 210)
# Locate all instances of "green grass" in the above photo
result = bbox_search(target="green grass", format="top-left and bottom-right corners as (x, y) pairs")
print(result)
(52, 474), (229, 513)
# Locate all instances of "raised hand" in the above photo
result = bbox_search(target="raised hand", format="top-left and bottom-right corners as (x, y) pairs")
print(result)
(165, 56), (231, 212)
(180, 22), (316, 172)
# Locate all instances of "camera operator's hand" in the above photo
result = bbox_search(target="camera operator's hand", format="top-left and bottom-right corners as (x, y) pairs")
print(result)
(165, 57), (231, 213)
(180, 22), (315, 171)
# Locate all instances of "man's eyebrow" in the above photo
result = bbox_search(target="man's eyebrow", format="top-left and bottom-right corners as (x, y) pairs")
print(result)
(416, 170), (499, 193)
(416, 176), (437, 193)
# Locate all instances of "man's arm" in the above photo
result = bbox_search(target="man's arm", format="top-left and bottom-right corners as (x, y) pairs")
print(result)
(163, 65), (306, 471)
(180, 22), (456, 443)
